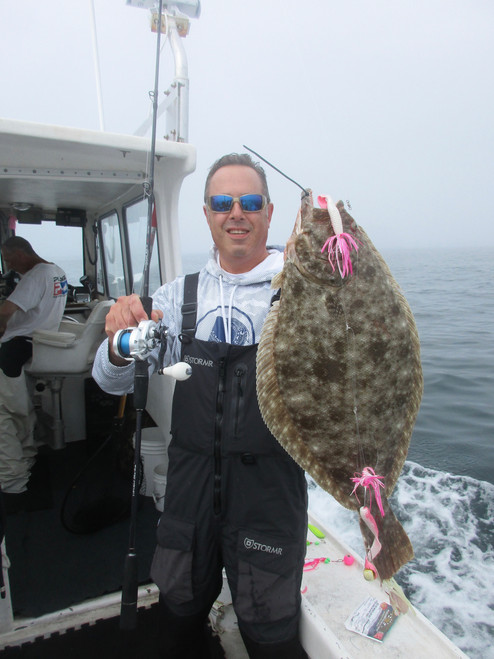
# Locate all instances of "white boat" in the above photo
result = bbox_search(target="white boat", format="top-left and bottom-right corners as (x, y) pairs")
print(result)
(0, 4), (469, 657)
(211, 512), (469, 659)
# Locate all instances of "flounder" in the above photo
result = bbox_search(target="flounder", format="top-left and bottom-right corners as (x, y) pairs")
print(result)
(256, 192), (423, 579)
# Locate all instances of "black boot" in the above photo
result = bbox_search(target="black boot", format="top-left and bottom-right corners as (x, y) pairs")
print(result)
(157, 597), (215, 659)
(240, 630), (309, 659)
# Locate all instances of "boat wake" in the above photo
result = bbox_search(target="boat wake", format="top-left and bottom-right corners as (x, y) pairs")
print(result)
(308, 460), (494, 659)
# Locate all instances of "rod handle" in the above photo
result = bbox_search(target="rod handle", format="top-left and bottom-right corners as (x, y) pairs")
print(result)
(120, 551), (138, 630)
(140, 296), (153, 318)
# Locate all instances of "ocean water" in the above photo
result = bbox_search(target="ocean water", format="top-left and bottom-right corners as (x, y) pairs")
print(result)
(382, 248), (494, 487)
(183, 247), (494, 659)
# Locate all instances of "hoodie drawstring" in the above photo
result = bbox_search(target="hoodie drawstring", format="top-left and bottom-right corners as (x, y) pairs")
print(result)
(219, 275), (238, 343)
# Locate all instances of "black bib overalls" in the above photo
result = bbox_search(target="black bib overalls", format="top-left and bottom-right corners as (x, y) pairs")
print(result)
(150, 276), (308, 653)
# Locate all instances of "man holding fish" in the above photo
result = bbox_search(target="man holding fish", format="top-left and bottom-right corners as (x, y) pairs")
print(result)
(93, 153), (309, 658)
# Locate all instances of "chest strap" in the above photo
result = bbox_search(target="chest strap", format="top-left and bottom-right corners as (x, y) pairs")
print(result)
(181, 272), (199, 337)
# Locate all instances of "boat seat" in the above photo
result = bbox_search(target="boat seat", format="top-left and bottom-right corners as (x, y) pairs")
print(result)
(24, 300), (114, 448)
(26, 300), (114, 376)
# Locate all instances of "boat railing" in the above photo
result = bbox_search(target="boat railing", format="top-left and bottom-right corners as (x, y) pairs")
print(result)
(133, 3), (201, 143)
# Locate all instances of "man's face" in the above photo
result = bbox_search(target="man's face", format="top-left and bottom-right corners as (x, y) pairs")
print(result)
(1, 248), (21, 274)
(203, 165), (274, 274)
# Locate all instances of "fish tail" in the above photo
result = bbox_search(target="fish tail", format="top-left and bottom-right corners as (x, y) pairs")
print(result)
(358, 496), (413, 580)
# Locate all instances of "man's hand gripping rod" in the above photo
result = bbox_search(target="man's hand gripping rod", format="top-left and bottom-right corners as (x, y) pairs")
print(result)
(116, 297), (191, 631)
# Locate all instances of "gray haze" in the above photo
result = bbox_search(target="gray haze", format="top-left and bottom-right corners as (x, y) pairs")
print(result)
(1, 0), (493, 254)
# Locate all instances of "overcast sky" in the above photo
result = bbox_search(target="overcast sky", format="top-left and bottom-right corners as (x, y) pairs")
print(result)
(1, 0), (493, 255)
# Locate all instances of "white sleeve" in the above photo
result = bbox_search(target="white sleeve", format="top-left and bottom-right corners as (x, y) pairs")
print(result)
(91, 339), (136, 395)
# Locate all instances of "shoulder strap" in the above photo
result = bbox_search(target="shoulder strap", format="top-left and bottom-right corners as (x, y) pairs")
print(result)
(181, 272), (200, 337)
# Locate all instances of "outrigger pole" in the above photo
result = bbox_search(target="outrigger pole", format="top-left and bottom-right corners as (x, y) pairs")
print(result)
(120, 0), (164, 631)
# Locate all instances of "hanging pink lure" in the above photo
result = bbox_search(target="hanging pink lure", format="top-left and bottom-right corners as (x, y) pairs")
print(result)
(351, 471), (386, 580)
(360, 506), (382, 560)
(317, 195), (359, 278)
(350, 467), (386, 517)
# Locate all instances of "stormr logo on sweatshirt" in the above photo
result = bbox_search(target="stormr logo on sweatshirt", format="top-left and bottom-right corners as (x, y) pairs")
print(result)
(53, 276), (68, 297)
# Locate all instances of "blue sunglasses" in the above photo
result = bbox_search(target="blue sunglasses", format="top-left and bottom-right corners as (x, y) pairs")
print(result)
(207, 194), (267, 213)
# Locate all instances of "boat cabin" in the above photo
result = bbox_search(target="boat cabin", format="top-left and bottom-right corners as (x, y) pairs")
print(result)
(0, 116), (197, 645)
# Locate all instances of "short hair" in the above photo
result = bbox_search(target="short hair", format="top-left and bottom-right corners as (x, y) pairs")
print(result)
(1, 236), (35, 255)
(204, 153), (271, 203)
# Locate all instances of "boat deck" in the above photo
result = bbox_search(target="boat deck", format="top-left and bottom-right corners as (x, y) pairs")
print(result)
(298, 514), (468, 658)
(2, 383), (159, 622)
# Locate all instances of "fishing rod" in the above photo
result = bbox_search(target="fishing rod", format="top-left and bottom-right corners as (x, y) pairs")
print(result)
(116, 311), (192, 632)
(119, 3), (194, 629)
(120, 0), (164, 632)
(242, 145), (310, 197)
(141, 3), (164, 300)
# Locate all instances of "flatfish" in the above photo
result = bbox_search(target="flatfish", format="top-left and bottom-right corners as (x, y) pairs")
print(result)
(257, 191), (423, 579)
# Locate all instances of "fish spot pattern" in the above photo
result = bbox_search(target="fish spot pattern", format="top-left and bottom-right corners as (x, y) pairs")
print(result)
(256, 194), (423, 579)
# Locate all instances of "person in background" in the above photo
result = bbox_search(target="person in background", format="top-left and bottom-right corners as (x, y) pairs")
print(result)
(0, 236), (67, 512)
(92, 153), (308, 659)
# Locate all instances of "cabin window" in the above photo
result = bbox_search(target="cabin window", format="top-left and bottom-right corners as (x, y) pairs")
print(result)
(99, 211), (126, 299)
(15, 223), (83, 286)
(124, 197), (161, 295)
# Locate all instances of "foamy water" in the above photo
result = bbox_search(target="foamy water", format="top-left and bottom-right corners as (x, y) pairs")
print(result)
(308, 462), (494, 659)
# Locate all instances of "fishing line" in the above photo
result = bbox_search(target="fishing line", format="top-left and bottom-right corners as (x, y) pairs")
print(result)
(242, 145), (310, 197)
(340, 304), (366, 471)
(323, 203), (370, 499)
(339, 248), (380, 514)
(339, 230), (374, 482)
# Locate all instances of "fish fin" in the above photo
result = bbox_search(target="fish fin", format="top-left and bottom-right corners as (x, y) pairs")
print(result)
(358, 495), (413, 580)
(256, 301), (313, 472)
(256, 301), (294, 441)
(271, 270), (283, 289)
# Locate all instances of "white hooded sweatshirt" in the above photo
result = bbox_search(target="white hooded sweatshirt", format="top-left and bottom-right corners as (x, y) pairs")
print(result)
(92, 246), (284, 395)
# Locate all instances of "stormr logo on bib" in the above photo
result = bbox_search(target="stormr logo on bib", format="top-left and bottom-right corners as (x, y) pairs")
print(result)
(183, 354), (214, 368)
(244, 537), (283, 556)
